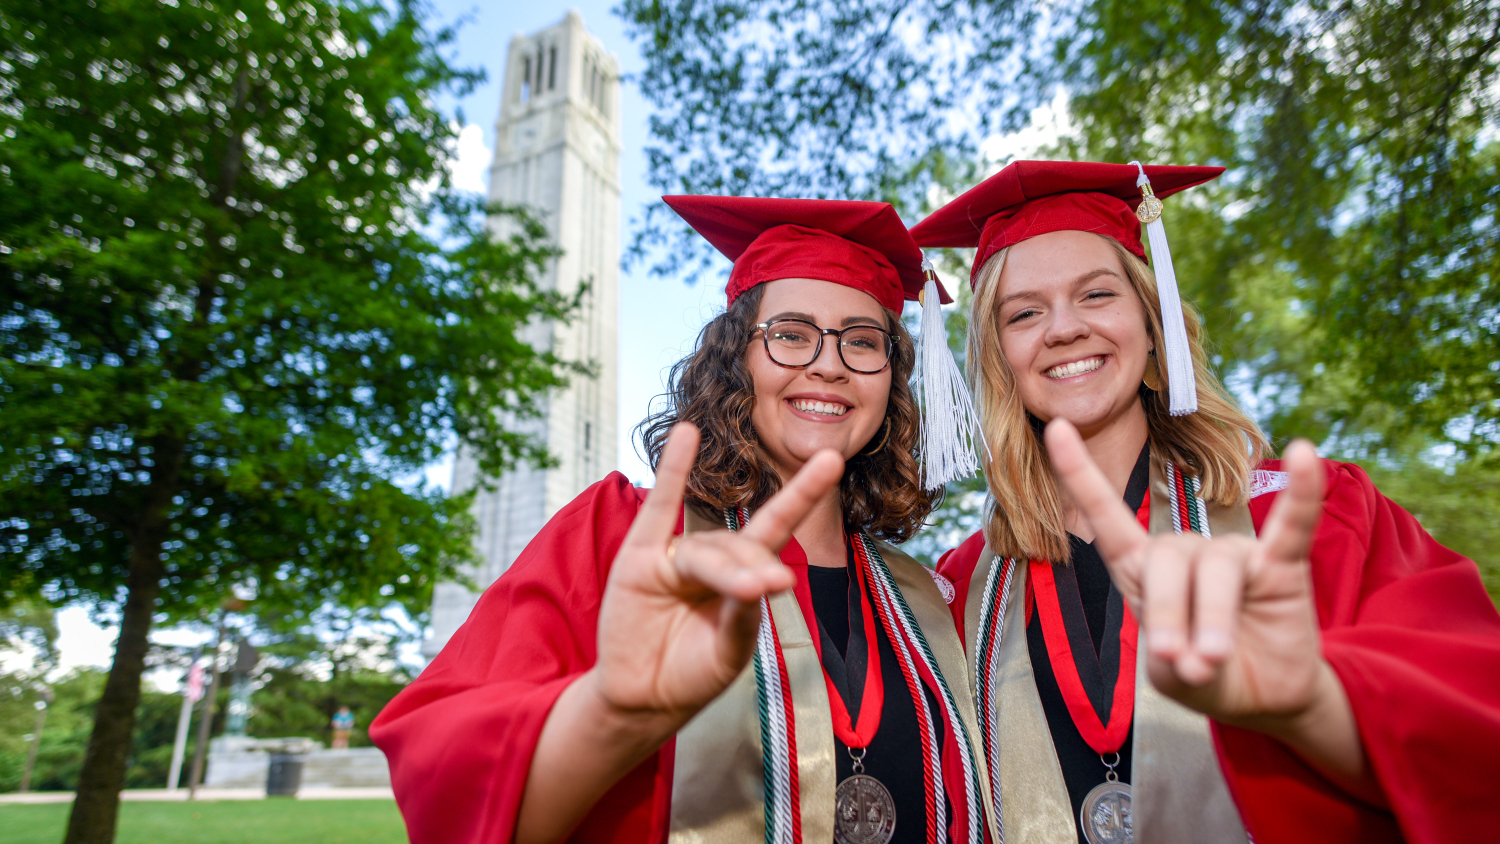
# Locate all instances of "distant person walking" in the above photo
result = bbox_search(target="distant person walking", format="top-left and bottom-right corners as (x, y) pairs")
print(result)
(331, 706), (354, 750)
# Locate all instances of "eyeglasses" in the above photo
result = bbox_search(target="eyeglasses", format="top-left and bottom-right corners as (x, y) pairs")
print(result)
(752, 318), (895, 374)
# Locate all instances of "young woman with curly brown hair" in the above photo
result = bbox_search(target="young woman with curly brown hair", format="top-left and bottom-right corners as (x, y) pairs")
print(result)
(373, 196), (999, 844)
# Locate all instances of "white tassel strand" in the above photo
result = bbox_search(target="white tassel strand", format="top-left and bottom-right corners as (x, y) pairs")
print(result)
(1130, 162), (1198, 416)
(915, 258), (986, 490)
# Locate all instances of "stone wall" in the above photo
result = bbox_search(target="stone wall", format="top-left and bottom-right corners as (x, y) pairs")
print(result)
(205, 736), (391, 790)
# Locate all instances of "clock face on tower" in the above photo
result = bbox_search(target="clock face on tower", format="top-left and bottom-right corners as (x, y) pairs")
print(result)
(515, 116), (543, 151)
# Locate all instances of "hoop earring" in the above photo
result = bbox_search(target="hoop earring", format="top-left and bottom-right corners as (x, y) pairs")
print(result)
(1142, 350), (1164, 392)
(860, 421), (892, 456)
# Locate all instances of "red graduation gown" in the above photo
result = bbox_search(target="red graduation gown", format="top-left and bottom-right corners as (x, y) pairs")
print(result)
(370, 472), (670, 844)
(373, 471), (974, 844)
(936, 457), (1500, 843)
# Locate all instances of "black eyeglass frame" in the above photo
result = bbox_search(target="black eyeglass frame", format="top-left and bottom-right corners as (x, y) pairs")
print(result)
(751, 318), (897, 375)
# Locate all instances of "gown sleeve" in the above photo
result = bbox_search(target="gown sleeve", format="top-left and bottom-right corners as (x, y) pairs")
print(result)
(369, 471), (671, 844)
(1214, 459), (1500, 844)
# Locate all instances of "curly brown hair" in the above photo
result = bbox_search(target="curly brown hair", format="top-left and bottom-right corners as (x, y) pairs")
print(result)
(638, 284), (939, 542)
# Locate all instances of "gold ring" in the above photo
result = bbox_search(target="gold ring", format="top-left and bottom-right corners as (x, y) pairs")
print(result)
(666, 535), (684, 564)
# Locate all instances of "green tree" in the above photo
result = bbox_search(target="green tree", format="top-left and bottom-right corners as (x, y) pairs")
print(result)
(0, 597), (57, 669)
(618, 0), (1500, 594)
(0, 666), (188, 792)
(236, 611), (414, 748)
(0, 0), (577, 839)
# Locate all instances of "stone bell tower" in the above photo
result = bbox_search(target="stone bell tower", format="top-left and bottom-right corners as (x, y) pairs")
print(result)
(423, 11), (621, 660)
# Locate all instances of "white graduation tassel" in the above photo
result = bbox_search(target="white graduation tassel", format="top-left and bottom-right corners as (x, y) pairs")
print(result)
(1129, 161), (1198, 416)
(915, 257), (987, 491)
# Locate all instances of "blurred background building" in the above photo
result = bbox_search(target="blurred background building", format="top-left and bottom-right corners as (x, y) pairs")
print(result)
(423, 12), (622, 660)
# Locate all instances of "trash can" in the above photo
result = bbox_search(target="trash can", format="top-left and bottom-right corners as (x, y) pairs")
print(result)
(266, 752), (304, 797)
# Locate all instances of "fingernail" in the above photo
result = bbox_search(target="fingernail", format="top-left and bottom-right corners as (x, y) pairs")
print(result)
(1149, 629), (1182, 654)
(1196, 629), (1231, 656)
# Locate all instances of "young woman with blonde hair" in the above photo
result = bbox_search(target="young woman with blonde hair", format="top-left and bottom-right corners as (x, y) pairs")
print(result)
(912, 160), (1500, 844)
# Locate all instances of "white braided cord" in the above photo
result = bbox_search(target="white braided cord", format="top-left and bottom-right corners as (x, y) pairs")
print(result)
(755, 595), (796, 844)
(973, 556), (1015, 844)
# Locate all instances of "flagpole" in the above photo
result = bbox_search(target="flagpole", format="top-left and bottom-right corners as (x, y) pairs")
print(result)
(187, 611), (230, 799)
(166, 647), (203, 791)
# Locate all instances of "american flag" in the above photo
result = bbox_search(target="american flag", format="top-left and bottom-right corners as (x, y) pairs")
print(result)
(185, 661), (205, 703)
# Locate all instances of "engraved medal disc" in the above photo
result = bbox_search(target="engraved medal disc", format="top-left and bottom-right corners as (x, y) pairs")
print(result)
(1135, 195), (1163, 224)
(834, 774), (897, 844)
(1080, 780), (1132, 844)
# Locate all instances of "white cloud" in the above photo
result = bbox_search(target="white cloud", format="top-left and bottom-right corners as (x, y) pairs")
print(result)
(53, 606), (117, 676)
(448, 123), (491, 195)
(979, 88), (1075, 170)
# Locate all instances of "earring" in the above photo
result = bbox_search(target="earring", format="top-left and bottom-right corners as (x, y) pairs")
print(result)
(1142, 350), (1164, 392)
(860, 421), (892, 456)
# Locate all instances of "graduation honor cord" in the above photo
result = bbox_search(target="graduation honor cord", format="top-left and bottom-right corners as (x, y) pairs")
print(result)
(725, 508), (985, 844)
(814, 532), (899, 844)
(973, 462), (1211, 844)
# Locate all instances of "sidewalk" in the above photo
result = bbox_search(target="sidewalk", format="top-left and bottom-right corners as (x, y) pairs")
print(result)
(0, 786), (394, 804)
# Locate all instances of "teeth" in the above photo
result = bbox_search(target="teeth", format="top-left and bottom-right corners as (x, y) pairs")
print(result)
(790, 399), (849, 416)
(1046, 357), (1105, 379)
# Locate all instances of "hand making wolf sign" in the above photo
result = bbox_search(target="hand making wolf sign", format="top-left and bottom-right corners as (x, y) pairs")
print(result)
(1044, 419), (1377, 798)
(594, 421), (845, 717)
(516, 422), (846, 844)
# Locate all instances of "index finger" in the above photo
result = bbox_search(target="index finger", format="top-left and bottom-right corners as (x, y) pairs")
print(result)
(739, 449), (846, 552)
(1044, 419), (1150, 564)
(1257, 439), (1325, 567)
(623, 422), (701, 550)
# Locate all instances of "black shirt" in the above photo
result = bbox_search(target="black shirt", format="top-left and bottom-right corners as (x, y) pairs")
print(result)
(808, 548), (950, 843)
(1027, 446), (1150, 843)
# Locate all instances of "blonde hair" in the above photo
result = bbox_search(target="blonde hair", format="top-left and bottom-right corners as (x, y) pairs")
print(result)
(968, 234), (1268, 563)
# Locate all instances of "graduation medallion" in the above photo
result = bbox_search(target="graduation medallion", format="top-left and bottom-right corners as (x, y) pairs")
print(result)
(835, 774), (897, 844)
(1135, 193), (1162, 223)
(1080, 780), (1132, 844)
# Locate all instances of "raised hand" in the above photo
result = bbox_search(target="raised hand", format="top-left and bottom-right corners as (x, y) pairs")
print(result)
(1044, 419), (1332, 724)
(1043, 420), (1375, 797)
(517, 423), (846, 843)
(594, 421), (845, 719)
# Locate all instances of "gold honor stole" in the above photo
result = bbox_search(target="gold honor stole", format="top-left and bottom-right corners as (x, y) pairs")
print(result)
(669, 505), (1001, 844)
(963, 461), (1253, 844)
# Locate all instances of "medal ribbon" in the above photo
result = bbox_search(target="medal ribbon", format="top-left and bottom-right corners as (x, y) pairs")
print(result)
(733, 508), (985, 844)
(1028, 497), (1149, 756)
(804, 536), (886, 750)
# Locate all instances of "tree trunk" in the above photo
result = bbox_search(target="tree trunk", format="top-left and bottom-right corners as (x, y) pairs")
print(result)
(61, 547), (164, 844)
(63, 436), (181, 844)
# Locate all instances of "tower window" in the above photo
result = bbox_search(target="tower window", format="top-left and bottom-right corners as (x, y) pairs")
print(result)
(583, 422), (592, 452)
(548, 46), (557, 90)
(521, 56), (531, 102)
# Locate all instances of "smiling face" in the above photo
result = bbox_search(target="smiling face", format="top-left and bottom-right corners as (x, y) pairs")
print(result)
(994, 230), (1153, 438)
(747, 278), (893, 480)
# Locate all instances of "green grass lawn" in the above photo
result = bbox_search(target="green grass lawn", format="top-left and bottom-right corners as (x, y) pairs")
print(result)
(0, 799), (408, 844)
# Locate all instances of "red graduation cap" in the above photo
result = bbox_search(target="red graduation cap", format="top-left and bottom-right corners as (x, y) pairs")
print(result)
(665, 194), (979, 490)
(911, 160), (1223, 417)
(909, 160), (1222, 286)
(662, 195), (951, 314)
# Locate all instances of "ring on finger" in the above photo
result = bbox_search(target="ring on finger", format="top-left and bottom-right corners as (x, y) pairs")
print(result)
(666, 535), (684, 564)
